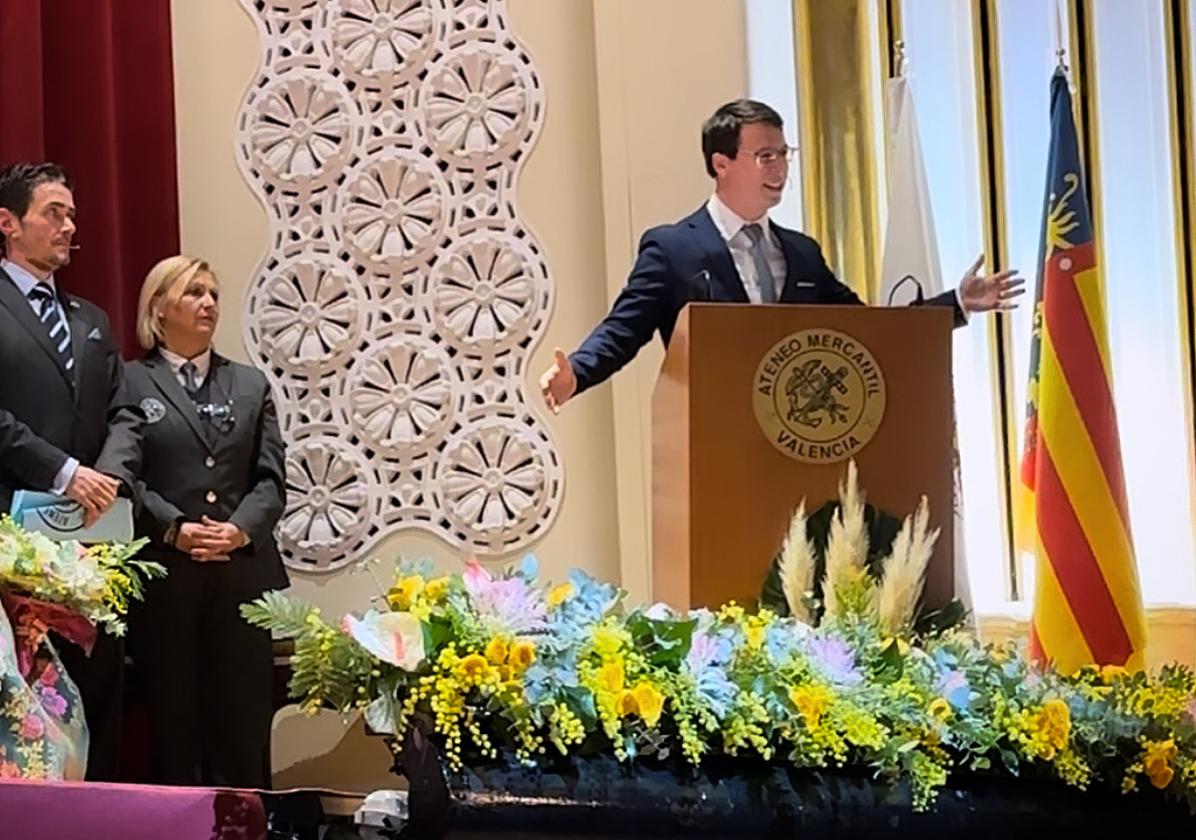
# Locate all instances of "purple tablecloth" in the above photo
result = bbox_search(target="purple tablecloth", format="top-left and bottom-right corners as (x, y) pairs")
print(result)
(0, 778), (266, 839)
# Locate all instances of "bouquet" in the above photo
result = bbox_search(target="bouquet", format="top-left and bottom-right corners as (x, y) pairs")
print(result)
(0, 514), (161, 779)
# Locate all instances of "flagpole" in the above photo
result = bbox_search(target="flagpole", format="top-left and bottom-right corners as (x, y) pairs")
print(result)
(1052, 0), (1069, 76)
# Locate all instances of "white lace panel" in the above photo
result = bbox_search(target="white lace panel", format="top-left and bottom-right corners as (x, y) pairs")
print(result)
(235, 0), (561, 571)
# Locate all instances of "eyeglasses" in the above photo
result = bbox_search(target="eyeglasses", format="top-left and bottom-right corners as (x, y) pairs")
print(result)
(747, 146), (798, 167)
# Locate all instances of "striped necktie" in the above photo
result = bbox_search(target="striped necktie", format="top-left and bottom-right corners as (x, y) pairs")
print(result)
(27, 282), (75, 380)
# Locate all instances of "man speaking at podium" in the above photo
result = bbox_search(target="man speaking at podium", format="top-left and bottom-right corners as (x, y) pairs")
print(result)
(540, 99), (1023, 411)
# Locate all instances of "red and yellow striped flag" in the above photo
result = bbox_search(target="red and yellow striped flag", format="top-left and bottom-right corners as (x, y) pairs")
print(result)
(1015, 70), (1146, 673)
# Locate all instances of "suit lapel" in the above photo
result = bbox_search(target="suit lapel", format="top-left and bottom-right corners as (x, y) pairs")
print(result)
(206, 354), (238, 448)
(65, 295), (89, 398)
(146, 352), (213, 452)
(0, 267), (75, 386)
(208, 354), (233, 403)
(685, 206), (749, 303)
(774, 225), (806, 303)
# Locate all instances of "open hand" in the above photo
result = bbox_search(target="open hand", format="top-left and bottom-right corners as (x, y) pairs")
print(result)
(538, 348), (577, 414)
(959, 254), (1026, 313)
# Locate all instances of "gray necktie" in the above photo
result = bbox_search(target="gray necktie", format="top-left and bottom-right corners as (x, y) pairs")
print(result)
(742, 223), (778, 303)
(180, 361), (200, 394)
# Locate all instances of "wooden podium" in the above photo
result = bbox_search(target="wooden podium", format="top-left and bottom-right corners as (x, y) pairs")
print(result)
(652, 303), (955, 612)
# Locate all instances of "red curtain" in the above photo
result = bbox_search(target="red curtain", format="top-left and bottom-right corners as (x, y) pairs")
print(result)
(0, 0), (180, 357)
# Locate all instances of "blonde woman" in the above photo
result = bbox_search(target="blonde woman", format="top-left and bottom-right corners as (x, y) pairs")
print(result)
(124, 255), (287, 788)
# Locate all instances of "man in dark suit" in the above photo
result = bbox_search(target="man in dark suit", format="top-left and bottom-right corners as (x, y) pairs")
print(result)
(540, 99), (1024, 410)
(0, 161), (142, 779)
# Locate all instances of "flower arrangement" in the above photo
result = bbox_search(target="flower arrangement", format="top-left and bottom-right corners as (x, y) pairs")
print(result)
(245, 468), (1196, 814)
(0, 514), (159, 638)
(0, 515), (160, 779)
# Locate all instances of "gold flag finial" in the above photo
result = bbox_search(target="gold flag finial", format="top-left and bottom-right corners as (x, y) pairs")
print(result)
(1052, 0), (1069, 75)
(893, 39), (907, 78)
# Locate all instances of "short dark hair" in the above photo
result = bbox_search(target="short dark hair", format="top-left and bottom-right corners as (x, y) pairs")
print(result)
(701, 99), (784, 178)
(0, 162), (73, 253)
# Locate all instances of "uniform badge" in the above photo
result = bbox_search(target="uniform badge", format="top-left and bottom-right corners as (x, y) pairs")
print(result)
(140, 397), (167, 424)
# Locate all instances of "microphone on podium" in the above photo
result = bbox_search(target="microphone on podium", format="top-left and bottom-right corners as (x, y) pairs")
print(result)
(886, 273), (925, 306)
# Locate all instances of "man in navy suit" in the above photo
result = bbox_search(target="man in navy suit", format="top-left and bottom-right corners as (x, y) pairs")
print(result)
(540, 99), (1023, 410)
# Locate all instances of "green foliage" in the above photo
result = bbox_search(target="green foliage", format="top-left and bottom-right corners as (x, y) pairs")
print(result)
(241, 590), (379, 714)
(626, 613), (697, 667)
(241, 590), (320, 637)
(288, 629), (376, 714)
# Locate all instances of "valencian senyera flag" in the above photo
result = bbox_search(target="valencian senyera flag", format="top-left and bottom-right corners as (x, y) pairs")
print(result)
(1015, 69), (1146, 673)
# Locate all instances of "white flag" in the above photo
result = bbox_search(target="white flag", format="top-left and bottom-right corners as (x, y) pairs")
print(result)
(880, 76), (942, 302)
(879, 75), (974, 622)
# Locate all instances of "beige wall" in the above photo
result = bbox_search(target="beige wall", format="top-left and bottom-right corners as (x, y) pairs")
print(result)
(591, 1), (748, 603)
(171, 0), (747, 789)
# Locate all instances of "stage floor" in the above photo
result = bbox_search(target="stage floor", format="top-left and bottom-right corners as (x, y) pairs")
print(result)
(0, 778), (371, 839)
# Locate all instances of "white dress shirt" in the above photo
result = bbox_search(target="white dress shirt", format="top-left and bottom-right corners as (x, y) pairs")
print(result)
(705, 193), (787, 304)
(705, 194), (969, 316)
(2, 257), (70, 332)
(159, 346), (213, 390)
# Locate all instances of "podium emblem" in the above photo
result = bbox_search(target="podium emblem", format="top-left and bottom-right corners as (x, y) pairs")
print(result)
(752, 328), (886, 463)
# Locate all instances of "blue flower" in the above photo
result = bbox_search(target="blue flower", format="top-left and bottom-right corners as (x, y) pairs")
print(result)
(547, 569), (620, 646)
(685, 628), (737, 719)
(518, 554), (539, 580)
(807, 634), (864, 686)
(396, 557), (435, 578)
(764, 623), (807, 664)
(686, 628), (731, 671)
(693, 667), (737, 720)
(523, 658), (581, 706)
(936, 668), (971, 709)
